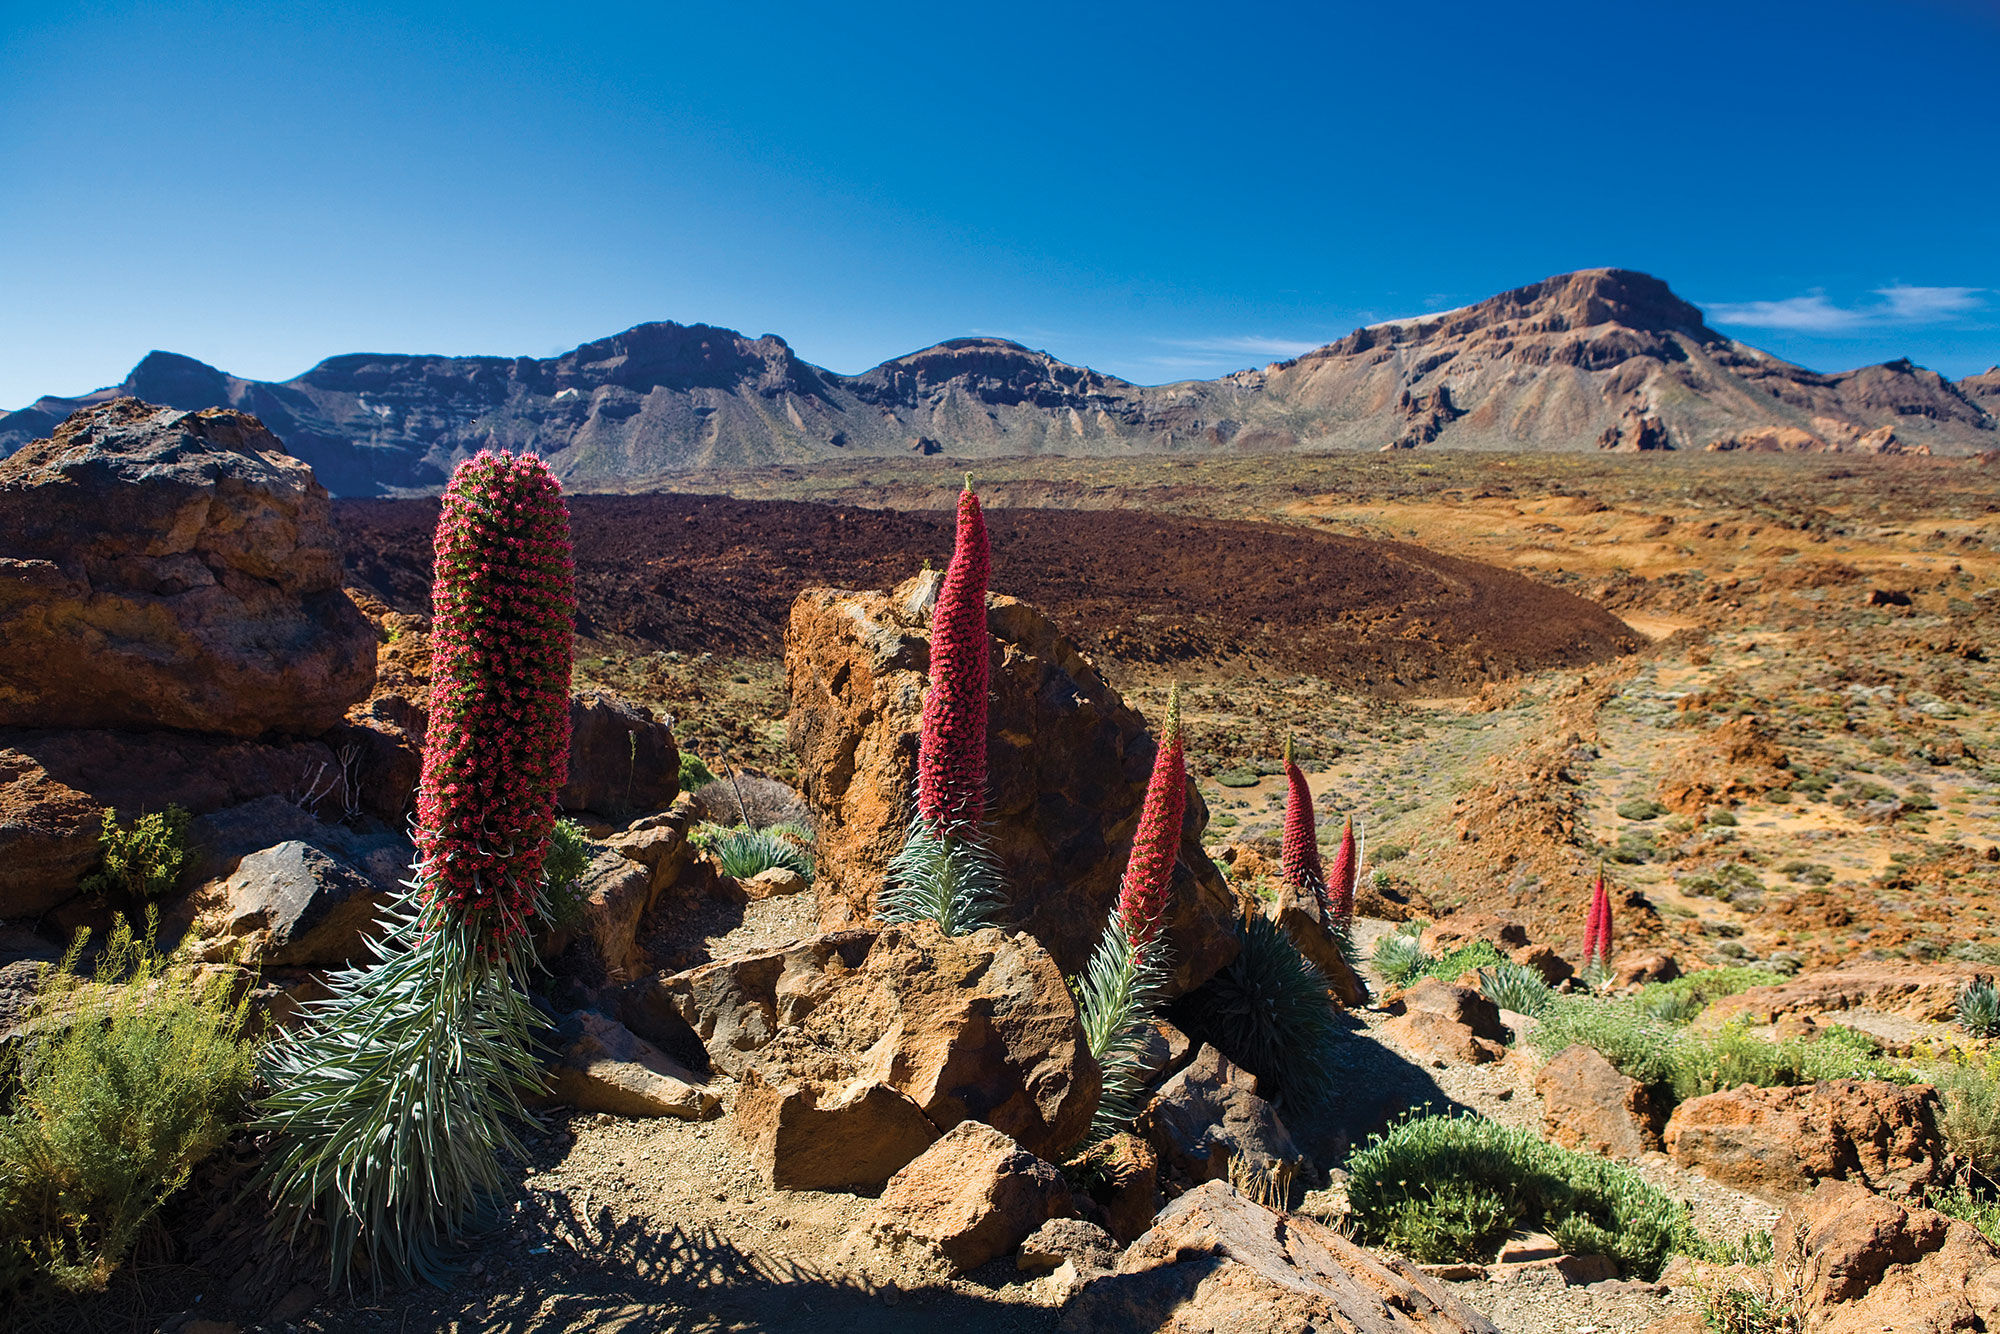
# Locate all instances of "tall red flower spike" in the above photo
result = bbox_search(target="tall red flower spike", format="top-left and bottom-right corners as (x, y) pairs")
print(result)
(916, 479), (991, 836)
(415, 449), (576, 945)
(1327, 815), (1358, 928)
(1279, 736), (1325, 901)
(1593, 870), (1615, 966)
(1119, 685), (1185, 956)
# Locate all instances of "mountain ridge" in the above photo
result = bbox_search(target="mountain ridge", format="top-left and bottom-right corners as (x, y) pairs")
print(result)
(5, 268), (1992, 495)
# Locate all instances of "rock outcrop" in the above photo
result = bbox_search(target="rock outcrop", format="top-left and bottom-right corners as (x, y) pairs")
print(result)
(537, 1009), (719, 1120)
(1777, 1180), (2000, 1334)
(1381, 979), (1510, 1066)
(644, 922), (1098, 1184)
(1059, 1180), (1502, 1334)
(1664, 1079), (1944, 1201)
(785, 582), (1239, 993)
(0, 400), (375, 736)
(1704, 964), (2000, 1026)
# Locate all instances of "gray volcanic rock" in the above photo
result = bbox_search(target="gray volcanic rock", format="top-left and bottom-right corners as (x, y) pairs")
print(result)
(0, 399), (376, 736)
(6, 271), (1991, 494)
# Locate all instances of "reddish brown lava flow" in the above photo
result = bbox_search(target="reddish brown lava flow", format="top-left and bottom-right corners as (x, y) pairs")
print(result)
(337, 495), (1638, 695)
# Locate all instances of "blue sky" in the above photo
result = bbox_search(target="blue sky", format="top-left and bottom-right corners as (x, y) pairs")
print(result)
(2, 0), (1996, 408)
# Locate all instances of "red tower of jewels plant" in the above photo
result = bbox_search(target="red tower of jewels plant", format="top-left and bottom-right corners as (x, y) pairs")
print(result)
(1582, 866), (1614, 984)
(882, 478), (1005, 935)
(1074, 686), (1186, 1149)
(259, 450), (575, 1287)
(1279, 736), (1327, 915)
(1327, 815), (1359, 932)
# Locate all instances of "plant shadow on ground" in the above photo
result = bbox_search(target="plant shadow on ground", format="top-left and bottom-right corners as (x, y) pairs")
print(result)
(1286, 1008), (1475, 1168)
(24, 1191), (1067, 1334)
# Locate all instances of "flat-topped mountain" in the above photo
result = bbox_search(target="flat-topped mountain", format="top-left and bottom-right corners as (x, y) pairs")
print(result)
(6, 269), (1992, 493)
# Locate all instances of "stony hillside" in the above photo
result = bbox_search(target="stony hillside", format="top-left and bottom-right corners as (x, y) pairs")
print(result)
(5, 270), (1994, 493)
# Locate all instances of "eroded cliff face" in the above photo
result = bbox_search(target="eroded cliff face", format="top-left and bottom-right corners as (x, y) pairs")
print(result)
(6, 269), (1991, 493)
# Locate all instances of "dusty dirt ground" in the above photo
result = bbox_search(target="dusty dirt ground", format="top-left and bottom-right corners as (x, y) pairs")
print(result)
(550, 450), (2000, 972)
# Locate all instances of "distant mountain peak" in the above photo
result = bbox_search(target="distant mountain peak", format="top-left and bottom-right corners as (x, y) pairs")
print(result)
(2, 267), (1991, 491)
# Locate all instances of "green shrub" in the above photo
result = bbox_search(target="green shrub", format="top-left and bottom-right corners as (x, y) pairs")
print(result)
(1418, 940), (1507, 984)
(0, 915), (253, 1296)
(679, 751), (718, 790)
(78, 805), (192, 900)
(1931, 1055), (2000, 1180)
(1213, 769), (1261, 788)
(1928, 1183), (2000, 1243)
(1532, 993), (1910, 1104)
(1478, 961), (1552, 1018)
(540, 817), (593, 930)
(1345, 1113), (1693, 1278)
(1616, 798), (1669, 821)
(1960, 981), (2000, 1038)
(1177, 915), (1341, 1105)
(710, 825), (813, 882)
(1634, 967), (1784, 1024)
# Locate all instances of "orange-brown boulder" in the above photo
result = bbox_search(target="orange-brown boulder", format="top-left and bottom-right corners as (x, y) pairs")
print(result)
(1381, 978), (1510, 1066)
(1658, 715), (1790, 814)
(1777, 1180), (2000, 1333)
(784, 583), (1238, 994)
(0, 400), (375, 737)
(854, 1119), (1075, 1272)
(1081, 1131), (1160, 1245)
(1537, 1044), (1662, 1159)
(651, 922), (1098, 1177)
(1664, 1079), (1943, 1201)
(1060, 1180), (1502, 1334)
(735, 1073), (939, 1191)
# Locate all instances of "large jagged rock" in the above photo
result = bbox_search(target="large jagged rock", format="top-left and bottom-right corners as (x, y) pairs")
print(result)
(1138, 1045), (1305, 1189)
(1664, 1079), (1944, 1201)
(213, 840), (388, 967)
(644, 922), (1098, 1184)
(785, 582), (1237, 993)
(853, 1119), (1075, 1272)
(1537, 1044), (1663, 1160)
(1778, 1180), (2000, 1333)
(1059, 1180), (1502, 1334)
(1381, 978), (1510, 1066)
(0, 400), (375, 737)
(560, 690), (680, 817)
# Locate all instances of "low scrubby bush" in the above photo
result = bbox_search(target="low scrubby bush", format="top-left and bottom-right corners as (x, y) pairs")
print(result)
(1345, 1113), (1693, 1278)
(1927, 1183), (2000, 1243)
(1175, 915), (1341, 1105)
(1930, 1054), (2000, 1180)
(1634, 967), (1785, 1025)
(0, 916), (253, 1296)
(1420, 939), (1507, 984)
(1531, 993), (1907, 1104)
(79, 805), (192, 900)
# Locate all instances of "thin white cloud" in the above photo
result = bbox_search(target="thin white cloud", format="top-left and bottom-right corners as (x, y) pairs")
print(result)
(1710, 285), (1986, 333)
(1877, 285), (1986, 321)
(1153, 334), (1326, 360)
